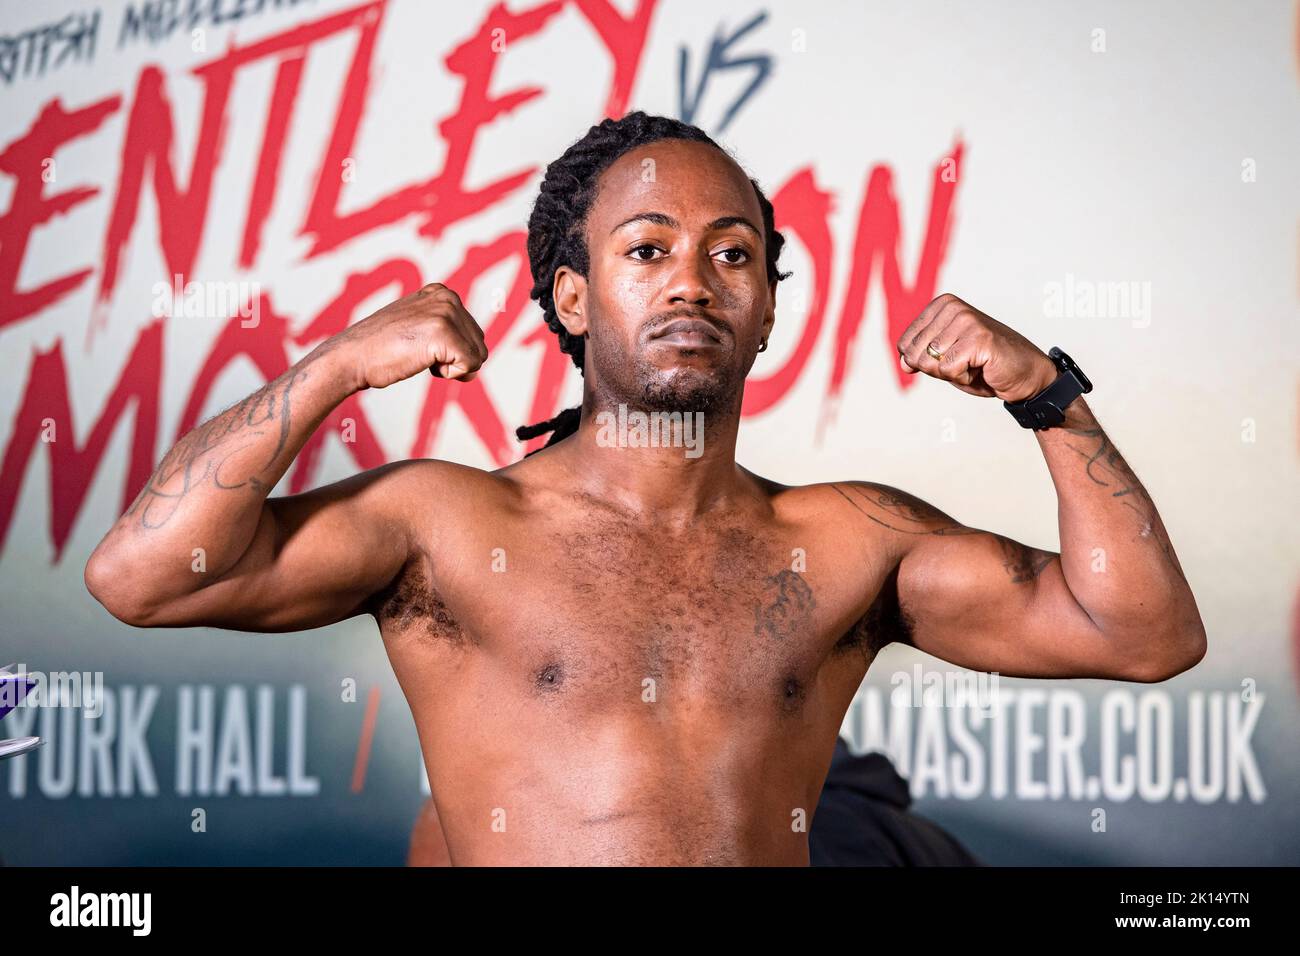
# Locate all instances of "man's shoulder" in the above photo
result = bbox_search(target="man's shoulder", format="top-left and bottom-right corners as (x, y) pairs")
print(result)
(352, 457), (523, 510)
(752, 474), (965, 537)
(749, 473), (907, 510)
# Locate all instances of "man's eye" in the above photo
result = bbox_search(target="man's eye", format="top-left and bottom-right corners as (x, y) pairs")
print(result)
(715, 247), (750, 264)
(629, 244), (663, 261)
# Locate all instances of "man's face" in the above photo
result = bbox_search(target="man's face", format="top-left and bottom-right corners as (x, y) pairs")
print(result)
(573, 139), (776, 414)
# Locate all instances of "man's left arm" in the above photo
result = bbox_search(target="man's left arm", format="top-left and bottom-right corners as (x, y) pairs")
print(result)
(874, 293), (1206, 682)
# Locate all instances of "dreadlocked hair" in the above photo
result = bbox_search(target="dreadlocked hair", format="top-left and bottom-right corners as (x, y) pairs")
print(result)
(515, 110), (792, 453)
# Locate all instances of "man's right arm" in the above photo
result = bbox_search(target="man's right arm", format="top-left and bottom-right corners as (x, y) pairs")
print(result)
(84, 283), (487, 633)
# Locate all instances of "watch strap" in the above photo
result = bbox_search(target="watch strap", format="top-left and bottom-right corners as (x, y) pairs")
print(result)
(1003, 347), (1092, 430)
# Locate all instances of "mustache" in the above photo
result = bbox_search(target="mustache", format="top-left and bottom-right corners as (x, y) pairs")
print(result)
(642, 307), (731, 338)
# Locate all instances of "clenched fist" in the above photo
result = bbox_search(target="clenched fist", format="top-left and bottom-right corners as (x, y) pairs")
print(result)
(897, 293), (1057, 403)
(326, 282), (488, 392)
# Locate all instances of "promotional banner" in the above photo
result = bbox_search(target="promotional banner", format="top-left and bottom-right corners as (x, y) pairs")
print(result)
(0, 0), (1296, 866)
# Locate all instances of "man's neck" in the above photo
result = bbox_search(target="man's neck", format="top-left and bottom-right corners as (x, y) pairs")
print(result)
(558, 390), (750, 525)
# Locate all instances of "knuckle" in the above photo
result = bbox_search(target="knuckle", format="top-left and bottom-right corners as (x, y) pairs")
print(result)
(421, 282), (463, 307)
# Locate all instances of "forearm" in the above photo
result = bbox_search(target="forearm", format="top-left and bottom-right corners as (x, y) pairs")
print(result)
(87, 344), (356, 611)
(1035, 397), (1204, 656)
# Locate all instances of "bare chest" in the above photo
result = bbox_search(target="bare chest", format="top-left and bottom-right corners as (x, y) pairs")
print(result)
(375, 514), (890, 715)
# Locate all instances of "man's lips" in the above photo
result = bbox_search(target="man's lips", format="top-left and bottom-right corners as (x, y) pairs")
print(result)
(649, 318), (725, 347)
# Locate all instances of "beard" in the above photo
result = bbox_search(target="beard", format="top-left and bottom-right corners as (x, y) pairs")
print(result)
(627, 353), (739, 415)
(584, 306), (749, 416)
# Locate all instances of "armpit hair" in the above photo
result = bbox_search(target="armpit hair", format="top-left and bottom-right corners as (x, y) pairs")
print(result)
(834, 563), (915, 657)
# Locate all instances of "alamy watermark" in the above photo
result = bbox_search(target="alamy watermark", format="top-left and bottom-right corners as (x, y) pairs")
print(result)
(50, 885), (151, 936)
(1043, 274), (1151, 328)
(594, 403), (705, 459)
(2, 665), (105, 718)
(890, 664), (1002, 716)
(151, 273), (261, 326)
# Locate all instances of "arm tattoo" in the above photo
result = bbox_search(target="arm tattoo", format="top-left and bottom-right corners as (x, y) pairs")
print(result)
(1060, 426), (1189, 586)
(830, 483), (982, 536)
(125, 367), (303, 529)
(833, 483), (1051, 586)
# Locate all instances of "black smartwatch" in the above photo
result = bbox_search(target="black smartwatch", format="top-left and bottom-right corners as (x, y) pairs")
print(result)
(1002, 347), (1092, 430)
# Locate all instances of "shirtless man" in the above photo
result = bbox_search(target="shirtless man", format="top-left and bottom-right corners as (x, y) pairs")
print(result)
(85, 111), (1206, 866)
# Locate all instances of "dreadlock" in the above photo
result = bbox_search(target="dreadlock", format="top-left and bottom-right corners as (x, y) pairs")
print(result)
(515, 111), (791, 452)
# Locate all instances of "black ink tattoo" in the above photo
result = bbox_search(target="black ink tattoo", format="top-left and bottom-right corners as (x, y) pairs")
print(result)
(125, 367), (303, 529)
(1060, 427), (1189, 586)
(753, 568), (816, 641)
(830, 483), (981, 536)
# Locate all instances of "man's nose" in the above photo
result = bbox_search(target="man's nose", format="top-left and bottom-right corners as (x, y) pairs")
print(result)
(665, 249), (714, 307)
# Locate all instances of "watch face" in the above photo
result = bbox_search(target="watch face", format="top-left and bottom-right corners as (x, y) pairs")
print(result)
(1050, 348), (1092, 392)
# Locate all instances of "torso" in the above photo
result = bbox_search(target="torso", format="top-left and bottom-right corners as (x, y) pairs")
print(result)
(367, 455), (908, 865)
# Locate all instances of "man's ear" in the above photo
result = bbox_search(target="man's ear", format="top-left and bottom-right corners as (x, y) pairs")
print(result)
(553, 266), (588, 336)
(760, 277), (777, 344)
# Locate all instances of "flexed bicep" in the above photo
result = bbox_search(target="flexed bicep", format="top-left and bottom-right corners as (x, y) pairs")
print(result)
(118, 461), (427, 633)
(830, 481), (1133, 681)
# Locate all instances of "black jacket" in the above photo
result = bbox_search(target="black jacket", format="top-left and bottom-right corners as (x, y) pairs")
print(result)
(809, 737), (982, 866)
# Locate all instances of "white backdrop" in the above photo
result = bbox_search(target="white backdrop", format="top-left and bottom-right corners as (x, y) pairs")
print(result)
(0, 0), (1296, 865)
